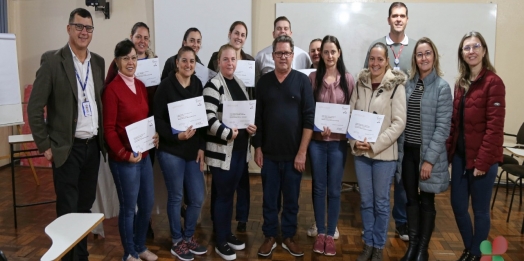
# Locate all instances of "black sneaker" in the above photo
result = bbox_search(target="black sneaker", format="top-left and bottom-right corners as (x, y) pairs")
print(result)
(227, 233), (245, 250)
(215, 242), (236, 261)
(185, 236), (208, 255)
(396, 223), (409, 241)
(237, 221), (247, 232)
(171, 241), (194, 261)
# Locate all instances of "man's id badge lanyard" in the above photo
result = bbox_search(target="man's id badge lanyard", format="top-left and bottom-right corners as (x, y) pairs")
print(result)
(390, 44), (404, 71)
(76, 61), (92, 117)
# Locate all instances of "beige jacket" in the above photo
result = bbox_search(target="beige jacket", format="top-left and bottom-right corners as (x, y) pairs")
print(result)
(349, 68), (407, 161)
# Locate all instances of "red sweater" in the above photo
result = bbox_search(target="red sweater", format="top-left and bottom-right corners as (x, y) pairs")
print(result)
(106, 59), (158, 117)
(103, 74), (149, 161)
(446, 68), (505, 171)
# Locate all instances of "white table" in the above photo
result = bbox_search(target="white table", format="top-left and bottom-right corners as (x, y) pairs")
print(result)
(507, 147), (524, 157)
(41, 213), (104, 261)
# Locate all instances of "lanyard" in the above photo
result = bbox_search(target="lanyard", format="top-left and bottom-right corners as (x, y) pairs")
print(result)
(75, 61), (90, 101)
(389, 45), (404, 66)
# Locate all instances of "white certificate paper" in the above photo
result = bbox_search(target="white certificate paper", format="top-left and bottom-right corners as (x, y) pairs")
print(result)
(314, 102), (350, 134)
(346, 110), (385, 142)
(297, 68), (316, 76)
(234, 60), (255, 87)
(222, 100), (256, 129)
(195, 62), (217, 87)
(168, 96), (208, 134)
(125, 116), (156, 153)
(135, 58), (160, 87)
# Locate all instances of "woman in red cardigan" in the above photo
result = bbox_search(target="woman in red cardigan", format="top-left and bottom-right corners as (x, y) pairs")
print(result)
(447, 31), (505, 261)
(103, 39), (159, 261)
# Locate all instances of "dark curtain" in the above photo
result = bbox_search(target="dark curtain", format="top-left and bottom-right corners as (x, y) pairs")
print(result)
(0, 0), (7, 33)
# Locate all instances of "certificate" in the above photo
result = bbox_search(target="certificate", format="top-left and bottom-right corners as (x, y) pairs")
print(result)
(346, 110), (385, 142)
(167, 96), (208, 134)
(135, 58), (160, 87)
(297, 68), (316, 76)
(125, 116), (156, 153)
(234, 60), (255, 87)
(195, 62), (217, 86)
(222, 100), (256, 129)
(314, 102), (350, 134)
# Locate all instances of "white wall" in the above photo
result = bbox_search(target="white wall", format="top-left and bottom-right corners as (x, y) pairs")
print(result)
(2, 0), (523, 166)
(154, 0), (252, 69)
(253, 0), (524, 135)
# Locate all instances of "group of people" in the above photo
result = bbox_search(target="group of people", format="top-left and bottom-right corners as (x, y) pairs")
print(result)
(26, 2), (505, 261)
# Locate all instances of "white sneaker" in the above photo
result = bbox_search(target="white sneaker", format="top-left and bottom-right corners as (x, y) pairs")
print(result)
(307, 223), (318, 237)
(308, 223), (340, 239)
(126, 255), (142, 261)
(138, 250), (158, 261)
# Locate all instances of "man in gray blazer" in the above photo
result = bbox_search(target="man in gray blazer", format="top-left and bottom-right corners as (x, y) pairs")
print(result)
(27, 8), (105, 261)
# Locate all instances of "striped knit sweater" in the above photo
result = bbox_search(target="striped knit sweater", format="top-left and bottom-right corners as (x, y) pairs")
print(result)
(203, 72), (251, 170)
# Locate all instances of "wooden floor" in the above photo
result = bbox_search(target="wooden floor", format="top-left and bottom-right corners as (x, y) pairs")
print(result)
(1, 165), (523, 261)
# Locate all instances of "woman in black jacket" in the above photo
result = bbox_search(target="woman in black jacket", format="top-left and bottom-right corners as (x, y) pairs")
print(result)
(154, 46), (207, 261)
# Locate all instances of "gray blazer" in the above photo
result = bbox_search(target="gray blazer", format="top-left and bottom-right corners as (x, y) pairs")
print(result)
(396, 69), (453, 194)
(27, 44), (106, 167)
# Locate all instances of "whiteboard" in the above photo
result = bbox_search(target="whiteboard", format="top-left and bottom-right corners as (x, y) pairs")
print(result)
(154, 0), (252, 71)
(277, 3), (497, 88)
(0, 33), (23, 127)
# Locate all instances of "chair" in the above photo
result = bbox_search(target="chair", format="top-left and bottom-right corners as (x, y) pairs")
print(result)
(491, 155), (519, 209)
(502, 163), (524, 222)
(491, 122), (524, 210)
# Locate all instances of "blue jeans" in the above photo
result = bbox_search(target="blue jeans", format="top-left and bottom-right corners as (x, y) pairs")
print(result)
(261, 158), (302, 239)
(108, 155), (154, 260)
(392, 174), (408, 227)
(450, 155), (498, 256)
(354, 156), (396, 249)
(157, 150), (205, 243)
(210, 151), (246, 244)
(308, 140), (347, 236)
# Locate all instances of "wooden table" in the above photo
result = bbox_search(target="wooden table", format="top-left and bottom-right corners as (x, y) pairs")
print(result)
(8, 134), (55, 228)
(505, 147), (524, 234)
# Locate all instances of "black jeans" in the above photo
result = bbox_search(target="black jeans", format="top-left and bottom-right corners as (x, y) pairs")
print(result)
(401, 144), (435, 212)
(210, 151), (246, 244)
(52, 138), (100, 261)
(210, 162), (250, 222)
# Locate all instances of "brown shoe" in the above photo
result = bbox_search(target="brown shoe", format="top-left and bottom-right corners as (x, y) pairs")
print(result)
(282, 237), (304, 257)
(258, 237), (277, 257)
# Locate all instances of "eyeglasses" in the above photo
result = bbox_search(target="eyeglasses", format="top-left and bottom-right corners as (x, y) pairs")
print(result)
(274, 51), (293, 58)
(416, 51), (433, 59)
(462, 43), (482, 53)
(69, 23), (94, 33)
(120, 56), (138, 62)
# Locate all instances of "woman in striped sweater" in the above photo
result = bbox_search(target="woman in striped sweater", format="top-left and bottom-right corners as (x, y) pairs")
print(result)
(396, 37), (452, 261)
(203, 44), (257, 261)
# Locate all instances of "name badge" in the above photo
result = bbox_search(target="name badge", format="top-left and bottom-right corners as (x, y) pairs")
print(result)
(393, 66), (400, 71)
(82, 101), (92, 117)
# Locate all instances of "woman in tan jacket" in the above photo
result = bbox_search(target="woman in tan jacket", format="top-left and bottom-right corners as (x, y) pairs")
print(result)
(351, 42), (407, 261)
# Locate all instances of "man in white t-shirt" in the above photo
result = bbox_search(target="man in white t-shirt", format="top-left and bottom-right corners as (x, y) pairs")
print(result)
(255, 16), (311, 84)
